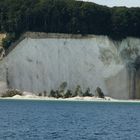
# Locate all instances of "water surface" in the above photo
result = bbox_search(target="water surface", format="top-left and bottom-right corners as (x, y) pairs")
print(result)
(0, 100), (140, 140)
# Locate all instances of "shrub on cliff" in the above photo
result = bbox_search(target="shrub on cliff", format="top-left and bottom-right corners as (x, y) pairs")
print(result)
(73, 85), (83, 97)
(38, 93), (42, 96)
(1, 89), (22, 97)
(2, 33), (15, 49)
(58, 82), (67, 96)
(63, 90), (72, 98)
(43, 91), (47, 96)
(95, 87), (104, 98)
(49, 90), (56, 98)
(83, 88), (93, 97)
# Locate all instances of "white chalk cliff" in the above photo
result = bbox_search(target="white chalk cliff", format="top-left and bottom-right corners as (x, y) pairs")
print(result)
(0, 32), (140, 99)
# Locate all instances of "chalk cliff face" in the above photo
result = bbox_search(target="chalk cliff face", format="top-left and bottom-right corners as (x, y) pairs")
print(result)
(0, 33), (140, 99)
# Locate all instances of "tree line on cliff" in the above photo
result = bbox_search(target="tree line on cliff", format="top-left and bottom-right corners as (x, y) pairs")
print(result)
(1, 0), (140, 49)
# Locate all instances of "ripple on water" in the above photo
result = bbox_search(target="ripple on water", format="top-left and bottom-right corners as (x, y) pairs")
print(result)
(0, 100), (140, 140)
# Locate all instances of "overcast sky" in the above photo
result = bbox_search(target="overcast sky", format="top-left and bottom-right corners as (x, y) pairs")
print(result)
(82, 0), (140, 7)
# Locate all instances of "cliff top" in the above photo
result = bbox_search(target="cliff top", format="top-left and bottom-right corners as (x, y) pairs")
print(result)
(24, 32), (99, 39)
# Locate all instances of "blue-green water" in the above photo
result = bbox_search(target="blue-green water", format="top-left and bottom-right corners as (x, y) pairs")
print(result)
(0, 100), (140, 140)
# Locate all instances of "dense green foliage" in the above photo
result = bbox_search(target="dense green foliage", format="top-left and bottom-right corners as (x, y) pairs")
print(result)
(1, 0), (140, 48)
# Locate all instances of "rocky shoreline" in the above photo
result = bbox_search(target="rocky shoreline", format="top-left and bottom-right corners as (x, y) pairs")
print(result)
(1, 93), (140, 103)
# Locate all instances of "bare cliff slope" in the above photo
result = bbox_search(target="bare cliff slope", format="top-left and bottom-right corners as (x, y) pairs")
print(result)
(0, 32), (140, 99)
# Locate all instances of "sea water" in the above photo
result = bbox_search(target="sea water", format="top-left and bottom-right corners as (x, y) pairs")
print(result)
(0, 100), (140, 140)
